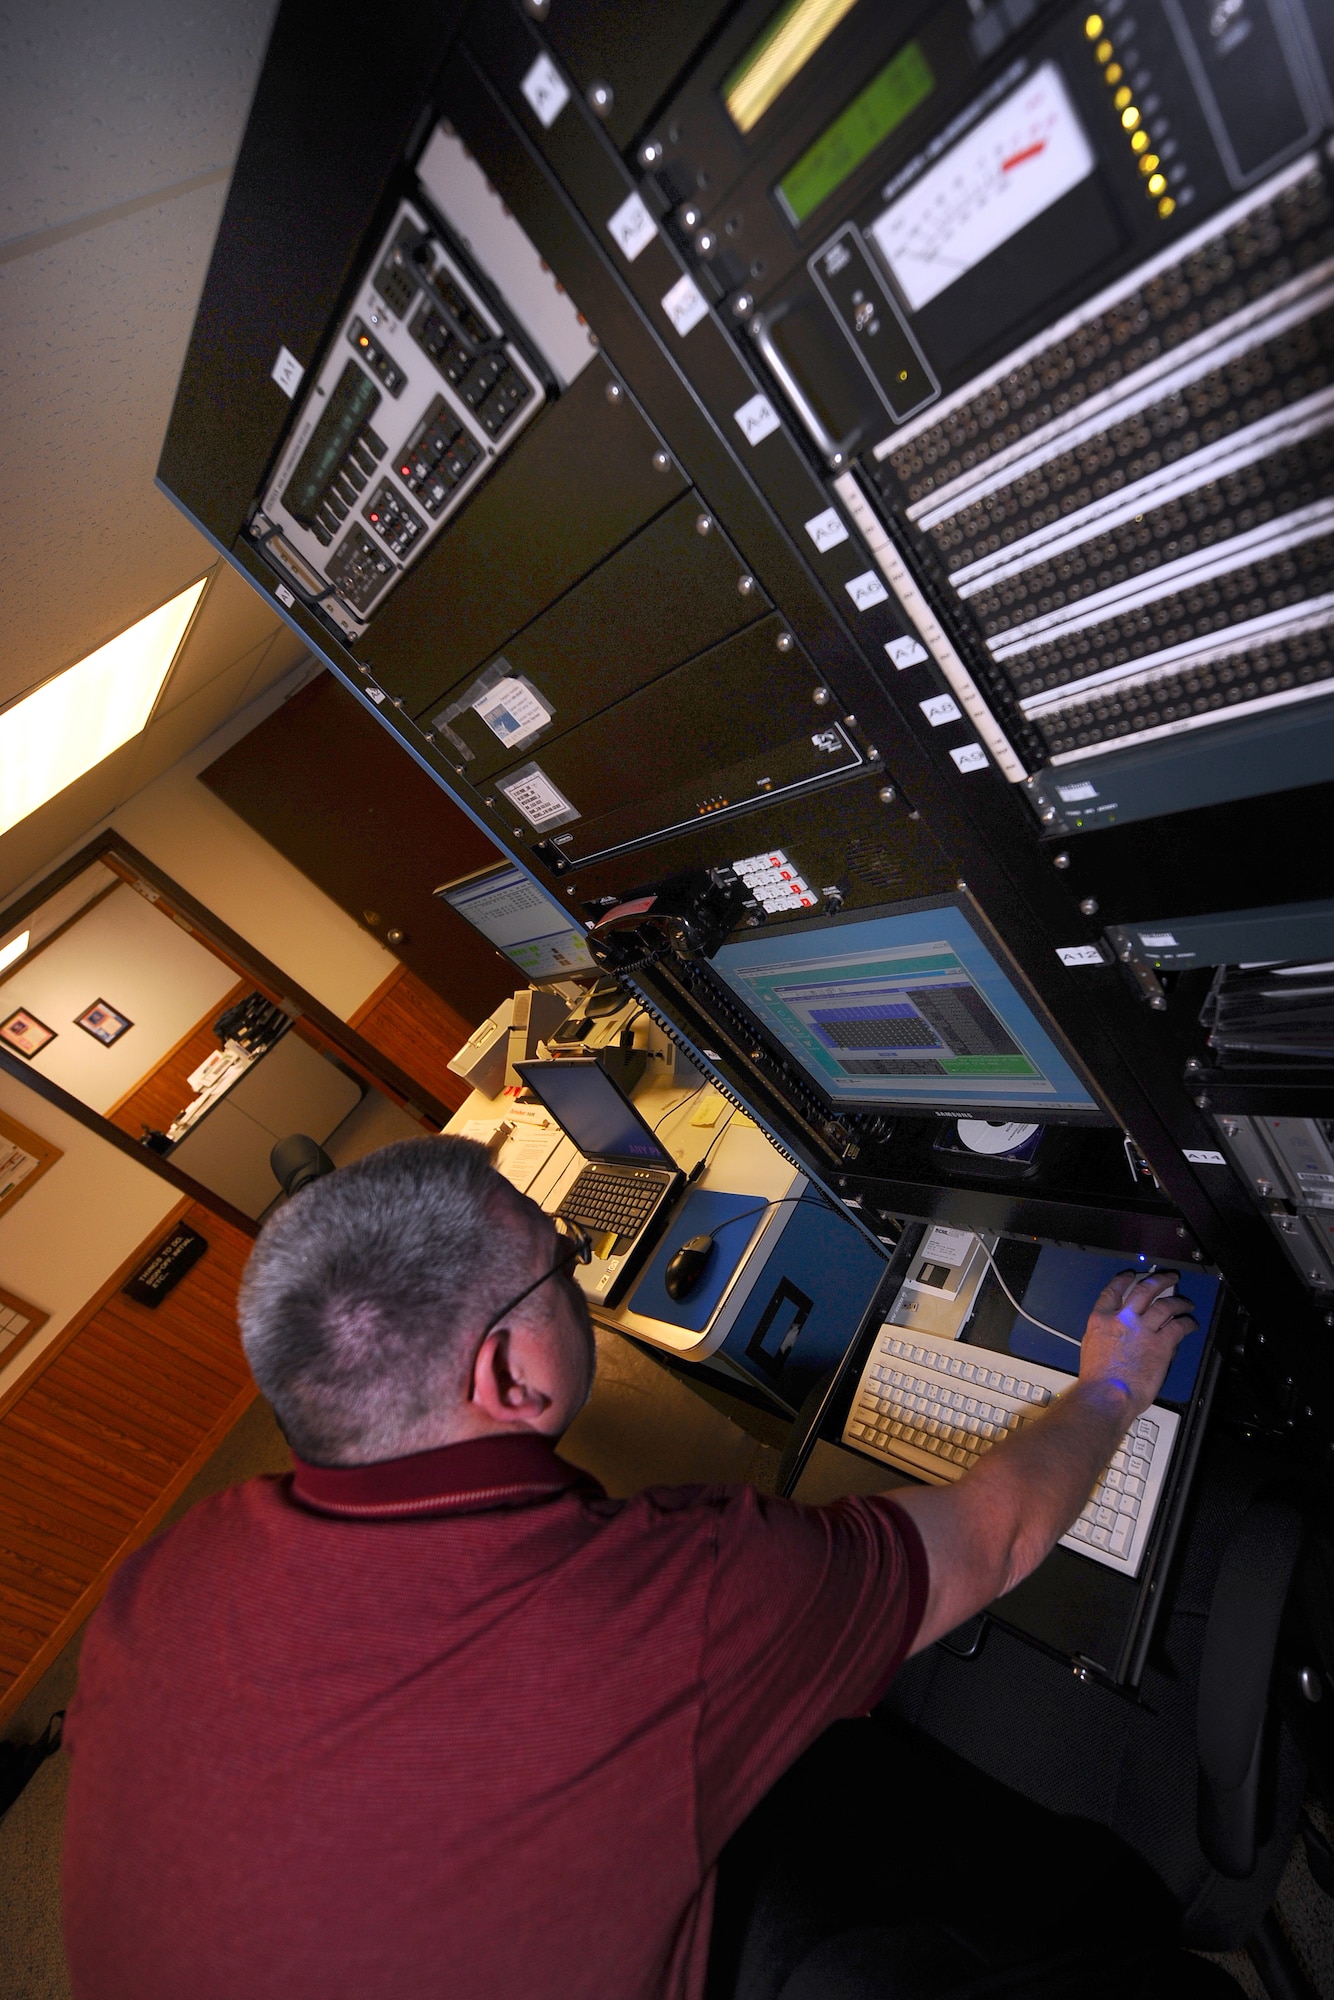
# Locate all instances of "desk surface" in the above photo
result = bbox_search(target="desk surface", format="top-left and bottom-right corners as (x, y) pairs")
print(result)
(446, 1074), (804, 1355)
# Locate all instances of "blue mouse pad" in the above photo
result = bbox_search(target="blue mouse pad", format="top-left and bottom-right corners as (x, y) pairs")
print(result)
(628, 1190), (771, 1332)
(999, 1245), (1217, 1404)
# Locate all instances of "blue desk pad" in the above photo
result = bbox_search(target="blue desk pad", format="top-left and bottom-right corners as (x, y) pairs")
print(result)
(628, 1190), (770, 1332)
(994, 1245), (1217, 1405)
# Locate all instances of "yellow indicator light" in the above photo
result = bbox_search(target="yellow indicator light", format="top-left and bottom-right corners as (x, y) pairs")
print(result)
(1148, 172), (1167, 195)
(1105, 61), (1123, 83)
(1114, 83), (1132, 108)
(1085, 13), (1104, 36)
(1096, 37), (1113, 60)
(1130, 127), (1149, 151)
(1139, 152), (1160, 173)
(1121, 104), (1141, 129)
(1158, 194), (1176, 217)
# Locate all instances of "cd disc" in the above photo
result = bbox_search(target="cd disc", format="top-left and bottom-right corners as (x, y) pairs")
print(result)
(955, 1119), (1041, 1157)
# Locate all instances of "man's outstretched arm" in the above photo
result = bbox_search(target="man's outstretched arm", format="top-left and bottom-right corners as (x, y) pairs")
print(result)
(891, 1271), (1197, 1656)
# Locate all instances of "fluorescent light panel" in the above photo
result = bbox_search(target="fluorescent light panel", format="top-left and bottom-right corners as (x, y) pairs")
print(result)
(0, 931), (30, 974)
(0, 578), (207, 840)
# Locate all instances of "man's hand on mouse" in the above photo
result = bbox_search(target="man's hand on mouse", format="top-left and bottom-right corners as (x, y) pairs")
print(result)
(1078, 1270), (1197, 1417)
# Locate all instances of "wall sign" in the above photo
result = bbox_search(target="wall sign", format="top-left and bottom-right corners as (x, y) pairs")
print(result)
(123, 1222), (209, 1309)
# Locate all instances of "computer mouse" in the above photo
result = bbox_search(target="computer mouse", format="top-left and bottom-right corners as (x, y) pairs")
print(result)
(665, 1234), (716, 1301)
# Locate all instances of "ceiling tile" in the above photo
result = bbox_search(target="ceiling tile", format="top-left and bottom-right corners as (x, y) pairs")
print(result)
(156, 564), (285, 716)
(0, 186), (233, 709)
(127, 645), (283, 792)
(0, 0), (278, 243)
(0, 736), (146, 903)
(240, 628), (313, 709)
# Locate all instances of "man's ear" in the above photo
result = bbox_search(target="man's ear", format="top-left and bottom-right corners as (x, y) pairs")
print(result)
(470, 1326), (553, 1428)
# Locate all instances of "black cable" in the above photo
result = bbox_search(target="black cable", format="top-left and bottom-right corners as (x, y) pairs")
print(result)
(649, 1082), (708, 1135)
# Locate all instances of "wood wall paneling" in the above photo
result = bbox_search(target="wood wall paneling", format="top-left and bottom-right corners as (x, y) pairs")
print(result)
(351, 968), (475, 1114)
(0, 1200), (257, 1724)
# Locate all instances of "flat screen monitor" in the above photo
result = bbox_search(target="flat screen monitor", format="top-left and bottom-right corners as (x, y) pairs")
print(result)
(710, 896), (1099, 1117)
(436, 862), (595, 983)
(515, 1059), (676, 1168)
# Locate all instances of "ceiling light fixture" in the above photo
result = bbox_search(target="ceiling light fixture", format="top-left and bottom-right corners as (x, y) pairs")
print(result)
(0, 930), (30, 974)
(0, 577), (208, 840)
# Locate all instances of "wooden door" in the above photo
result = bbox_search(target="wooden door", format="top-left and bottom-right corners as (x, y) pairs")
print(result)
(201, 674), (516, 1026)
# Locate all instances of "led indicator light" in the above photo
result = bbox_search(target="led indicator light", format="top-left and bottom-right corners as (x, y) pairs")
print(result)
(1121, 104), (1141, 130)
(1085, 13), (1104, 35)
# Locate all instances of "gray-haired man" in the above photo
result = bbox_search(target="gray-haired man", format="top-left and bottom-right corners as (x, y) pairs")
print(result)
(61, 1136), (1196, 2000)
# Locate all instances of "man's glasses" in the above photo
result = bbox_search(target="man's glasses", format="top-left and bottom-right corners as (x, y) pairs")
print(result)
(480, 1216), (593, 1337)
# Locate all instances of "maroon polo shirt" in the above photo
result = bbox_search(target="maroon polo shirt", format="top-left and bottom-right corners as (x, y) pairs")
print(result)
(62, 1432), (927, 2000)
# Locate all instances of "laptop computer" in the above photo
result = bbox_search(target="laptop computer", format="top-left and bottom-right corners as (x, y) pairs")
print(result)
(515, 1058), (684, 1306)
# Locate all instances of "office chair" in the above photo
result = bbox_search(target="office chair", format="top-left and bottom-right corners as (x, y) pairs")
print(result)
(270, 1134), (336, 1196)
(708, 1434), (1324, 2000)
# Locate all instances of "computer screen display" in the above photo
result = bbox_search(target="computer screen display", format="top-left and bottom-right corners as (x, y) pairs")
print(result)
(515, 1060), (675, 1167)
(436, 863), (595, 982)
(711, 897), (1098, 1115)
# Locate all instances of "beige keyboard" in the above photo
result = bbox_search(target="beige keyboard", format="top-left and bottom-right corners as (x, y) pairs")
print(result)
(843, 1324), (1178, 1578)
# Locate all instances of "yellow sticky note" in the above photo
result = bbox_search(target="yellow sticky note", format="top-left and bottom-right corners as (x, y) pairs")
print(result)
(690, 1097), (722, 1128)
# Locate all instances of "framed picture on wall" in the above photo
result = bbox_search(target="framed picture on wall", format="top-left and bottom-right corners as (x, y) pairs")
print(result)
(0, 1009), (57, 1060)
(0, 1108), (62, 1217)
(75, 999), (133, 1047)
(0, 1283), (50, 1370)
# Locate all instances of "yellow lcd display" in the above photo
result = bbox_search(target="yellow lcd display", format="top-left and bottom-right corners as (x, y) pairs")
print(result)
(723, 0), (862, 135)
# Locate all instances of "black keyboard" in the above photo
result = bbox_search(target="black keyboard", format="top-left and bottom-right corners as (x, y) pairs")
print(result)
(558, 1166), (665, 1243)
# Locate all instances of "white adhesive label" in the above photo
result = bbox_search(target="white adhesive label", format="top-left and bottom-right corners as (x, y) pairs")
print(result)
(886, 635), (928, 668)
(1057, 780), (1099, 801)
(661, 274), (709, 336)
(1057, 944), (1104, 966)
(498, 766), (578, 829)
(922, 1225), (975, 1266)
(845, 570), (889, 611)
(921, 693), (962, 727)
(606, 191), (657, 262)
(474, 677), (552, 749)
(521, 54), (570, 128)
(1140, 932), (1178, 948)
(734, 393), (782, 445)
(950, 742), (988, 772)
(270, 346), (304, 397)
(1184, 1149), (1227, 1166)
(274, 583), (295, 608)
(804, 507), (849, 551)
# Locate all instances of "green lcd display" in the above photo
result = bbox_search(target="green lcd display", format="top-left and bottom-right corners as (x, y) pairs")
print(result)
(776, 40), (935, 226)
(283, 362), (381, 526)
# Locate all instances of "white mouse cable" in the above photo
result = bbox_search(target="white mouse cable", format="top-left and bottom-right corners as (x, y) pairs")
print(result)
(975, 1238), (1083, 1349)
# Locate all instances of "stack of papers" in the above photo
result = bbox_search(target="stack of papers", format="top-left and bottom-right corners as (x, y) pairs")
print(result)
(456, 1113), (563, 1193)
(168, 1045), (256, 1142)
